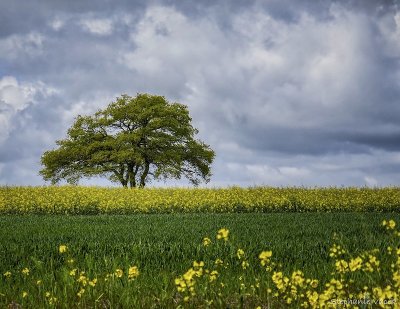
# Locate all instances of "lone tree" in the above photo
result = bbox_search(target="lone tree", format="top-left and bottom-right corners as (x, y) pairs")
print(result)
(40, 94), (215, 188)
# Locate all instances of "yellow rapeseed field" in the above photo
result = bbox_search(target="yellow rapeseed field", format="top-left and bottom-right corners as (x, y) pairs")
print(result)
(0, 186), (400, 214)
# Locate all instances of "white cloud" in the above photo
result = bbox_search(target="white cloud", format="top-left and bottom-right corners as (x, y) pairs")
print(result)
(50, 17), (65, 31)
(79, 18), (114, 36)
(0, 77), (57, 143)
(0, 32), (45, 60)
(121, 5), (390, 131)
(0, 76), (36, 110)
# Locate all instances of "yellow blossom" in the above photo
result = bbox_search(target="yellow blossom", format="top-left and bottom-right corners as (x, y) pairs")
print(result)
(48, 296), (57, 305)
(237, 249), (245, 259)
(21, 268), (29, 276)
(335, 260), (349, 273)
(209, 270), (218, 282)
(115, 269), (123, 278)
(310, 279), (319, 288)
(77, 274), (88, 286)
(59, 245), (67, 253)
(349, 257), (363, 271)
(383, 219), (396, 230)
(388, 220), (396, 229)
(202, 237), (211, 246)
(22, 291), (28, 298)
(77, 288), (85, 298)
(259, 251), (273, 266)
(69, 269), (77, 276)
(216, 228), (229, 241)
(3, 271), (11, 278)
(128, 266), (139, 280)
(89, 278), (97, 287)
(193, 261), (204, 268)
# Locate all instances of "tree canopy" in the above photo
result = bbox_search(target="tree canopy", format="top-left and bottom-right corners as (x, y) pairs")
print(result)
(40, 94), (215, 187)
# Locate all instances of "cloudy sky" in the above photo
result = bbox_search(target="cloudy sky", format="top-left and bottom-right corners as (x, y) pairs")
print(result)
(0, 0), (400, 187)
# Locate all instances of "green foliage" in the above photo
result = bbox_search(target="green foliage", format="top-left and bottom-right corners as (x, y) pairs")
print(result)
(40, 94), (215, 187)
(0, 213), (399, 307)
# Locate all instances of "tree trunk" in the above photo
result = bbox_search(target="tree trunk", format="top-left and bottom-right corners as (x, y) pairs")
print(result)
(114, 168), (128, 188)
(139, 161), (150, 188)
(127, 163), (136, 188)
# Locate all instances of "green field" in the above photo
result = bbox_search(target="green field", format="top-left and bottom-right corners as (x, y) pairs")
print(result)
(1, 213), (399, 308)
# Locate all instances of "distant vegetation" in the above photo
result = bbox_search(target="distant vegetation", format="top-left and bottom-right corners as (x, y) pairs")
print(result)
(1, 186), (400, 214)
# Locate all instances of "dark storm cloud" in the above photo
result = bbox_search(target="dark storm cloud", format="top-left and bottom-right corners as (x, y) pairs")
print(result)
(0, 0), (399, 186)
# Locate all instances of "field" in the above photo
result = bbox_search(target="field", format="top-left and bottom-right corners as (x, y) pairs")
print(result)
(1, 212), (400, 308)
(1, 186), (400, 214)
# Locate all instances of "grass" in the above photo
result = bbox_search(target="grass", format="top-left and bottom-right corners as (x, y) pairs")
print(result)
(0, 212), (399, 307)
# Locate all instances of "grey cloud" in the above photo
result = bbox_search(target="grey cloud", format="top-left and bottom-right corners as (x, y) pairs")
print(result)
(0, 0), (399, 186)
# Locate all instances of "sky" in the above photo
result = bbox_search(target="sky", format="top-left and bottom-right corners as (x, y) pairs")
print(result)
(0, 0), (400, 187)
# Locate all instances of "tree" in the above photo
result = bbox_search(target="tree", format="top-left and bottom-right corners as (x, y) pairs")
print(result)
(40, 94), (215, 188)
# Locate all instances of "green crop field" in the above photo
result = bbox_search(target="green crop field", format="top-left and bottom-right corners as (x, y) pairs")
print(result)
(1, 212), (399, 308)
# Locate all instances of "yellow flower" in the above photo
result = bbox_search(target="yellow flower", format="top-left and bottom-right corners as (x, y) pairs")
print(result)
(237, 249), (245, 259)
(242, 260), (249, 269)
(22, 291), (28, 298)
(175, 277), (187, 292)
(59, 245), (67, 253)
(310, 279), (319, 288)
(77, 273), (88, 286)
(349, 257), (363, 271)
(216, 228), (229, 241)
(259, 251), (273, 266)
(3, 271), (11, 278)
(45, 292), (51, 298)
(209, 270), (218, 282)
(89, 278), (97, 287)
(202, 237), (211, 246)
(69, 269), (77, 276)
(48, 297), (57, 305)
(214, 258), (223, 266)
(193, 261), (204, 268)
(77, 288), (85, 298)
(115, 268), (123, 278)
(329, 244), (346, 257)
(21, 268), (30, 276)
(383, 219), (396, 230)
(36, 280), (42, 285)
(67, 259), (74, 264)
(128, 266), (139, 280)
(335, 260), (349, 273)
